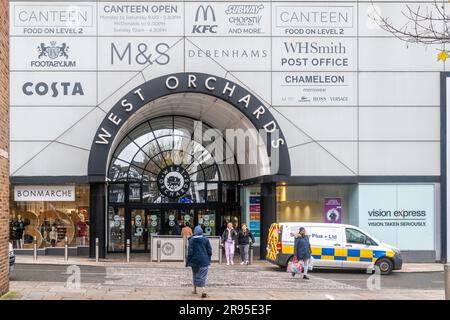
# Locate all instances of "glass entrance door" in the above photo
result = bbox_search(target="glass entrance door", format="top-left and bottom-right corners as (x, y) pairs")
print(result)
(197, 209), (217, 236)
(131, 209), (164, 252)
(131, 209), (146, 251)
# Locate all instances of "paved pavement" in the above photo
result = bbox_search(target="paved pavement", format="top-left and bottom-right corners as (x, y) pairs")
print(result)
(3, 257), (445, 300)
(14, 254), (445, 272)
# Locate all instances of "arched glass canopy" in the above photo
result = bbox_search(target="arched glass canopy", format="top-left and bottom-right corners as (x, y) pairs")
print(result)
(108, 115), (240, 204)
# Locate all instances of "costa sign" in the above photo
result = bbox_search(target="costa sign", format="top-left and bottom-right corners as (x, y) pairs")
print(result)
(88, 72), (291, 179)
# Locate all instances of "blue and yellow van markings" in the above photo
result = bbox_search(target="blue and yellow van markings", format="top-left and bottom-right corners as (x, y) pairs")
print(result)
(282, 245), (394, 262)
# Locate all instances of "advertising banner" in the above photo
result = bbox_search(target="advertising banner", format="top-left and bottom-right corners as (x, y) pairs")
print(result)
(247, 190), (261, 244)
(358, 184), (435, 251)
(324, 197), (342, 223)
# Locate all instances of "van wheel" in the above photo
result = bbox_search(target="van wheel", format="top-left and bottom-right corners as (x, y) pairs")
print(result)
(376, 258), (393, 275)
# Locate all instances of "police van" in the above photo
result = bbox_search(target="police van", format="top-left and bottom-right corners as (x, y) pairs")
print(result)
(266, 222), (402, 275)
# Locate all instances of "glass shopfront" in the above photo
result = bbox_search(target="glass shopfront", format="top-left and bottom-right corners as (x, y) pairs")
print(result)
(106, 116), (241, 252)
(275, 183), (439, 257)
(9, 185), (90, 249)
(276, 185), (358, 225)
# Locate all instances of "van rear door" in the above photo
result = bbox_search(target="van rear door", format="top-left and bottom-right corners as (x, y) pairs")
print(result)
(309, 226), (344, 268)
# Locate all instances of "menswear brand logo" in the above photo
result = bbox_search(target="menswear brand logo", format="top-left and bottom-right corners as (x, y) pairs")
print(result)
(38, 41), (69, 59)
(192, 5), (217, 33)
(32, 41), (76, 68)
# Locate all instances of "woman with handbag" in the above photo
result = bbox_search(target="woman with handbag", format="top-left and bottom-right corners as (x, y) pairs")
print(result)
(293, 227), (312, 280)
(221, 222), (238, 265)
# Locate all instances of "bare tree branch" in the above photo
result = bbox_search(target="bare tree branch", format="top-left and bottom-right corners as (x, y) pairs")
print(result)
(369, 0), (450, 45)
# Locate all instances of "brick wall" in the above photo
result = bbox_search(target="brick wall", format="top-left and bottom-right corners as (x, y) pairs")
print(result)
(0, 0), (9, 296)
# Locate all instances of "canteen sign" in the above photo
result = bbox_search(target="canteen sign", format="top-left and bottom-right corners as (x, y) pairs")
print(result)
(274, 6), (355, 36)
(12, 3), (97, 36)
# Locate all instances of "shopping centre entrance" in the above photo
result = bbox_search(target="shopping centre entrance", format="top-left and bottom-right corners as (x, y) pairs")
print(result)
(106, 114), (242, 253)
(88, 73), (291, 258)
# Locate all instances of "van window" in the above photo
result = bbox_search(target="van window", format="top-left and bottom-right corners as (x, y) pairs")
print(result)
(345, 228), (377, 246)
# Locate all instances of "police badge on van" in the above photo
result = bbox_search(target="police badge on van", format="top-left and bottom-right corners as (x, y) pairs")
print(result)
(31, 41), (76, 68)
(157, 165), (191, 198)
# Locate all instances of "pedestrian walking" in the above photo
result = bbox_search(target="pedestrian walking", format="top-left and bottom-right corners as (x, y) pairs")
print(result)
(237, 224), (255, 265)
(173, 220), (181, 235)
(186, 225), (212, 298)
(221, 222), (237, 265)
(293, 227), (312, 280)
(181, 222), (193, 238)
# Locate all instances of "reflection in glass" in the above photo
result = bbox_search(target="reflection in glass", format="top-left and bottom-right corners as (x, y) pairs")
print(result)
(108, 206), (125, 252)
(131, 209), (145, 250)
(108, 116), (240, 203)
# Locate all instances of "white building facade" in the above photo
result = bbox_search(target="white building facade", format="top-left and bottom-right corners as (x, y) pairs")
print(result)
(8, 0), (448, 262)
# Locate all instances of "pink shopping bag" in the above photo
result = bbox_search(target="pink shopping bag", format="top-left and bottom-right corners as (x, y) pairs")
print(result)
(286, 260), (304, 274)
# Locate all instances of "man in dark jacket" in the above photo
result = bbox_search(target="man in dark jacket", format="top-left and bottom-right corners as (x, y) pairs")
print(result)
(293, 227), (312, 280)
(186, 225), (212, 297)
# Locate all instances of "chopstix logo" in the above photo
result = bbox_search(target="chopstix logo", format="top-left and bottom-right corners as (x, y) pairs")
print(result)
(225, 4), (264, 28)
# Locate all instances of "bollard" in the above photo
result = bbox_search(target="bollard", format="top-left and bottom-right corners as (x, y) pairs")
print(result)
(249, 242), (253, 265)
(64, 236), (68, 261)
(149, 236), (152, 262)
(183, 237), (187, 264)
(219, 243), (223, 264)
(126, 239), (130, 263)
(157, 240), (161, 263)
(95, 238), (99, 263)
(445, 264), (450, 300)
(33, 236), (37, 261)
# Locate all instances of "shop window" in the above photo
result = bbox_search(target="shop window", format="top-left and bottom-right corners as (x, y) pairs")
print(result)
(142, 182), (160, 203)
(222, 183), (237, 203)
(206, 183), (218, 202)
(275, 185), (358, 224)
(109, 184), (125, 203)
(9, 185), (90, 249)
(108, 206), (125, 252)
(129, 183), (141, 202)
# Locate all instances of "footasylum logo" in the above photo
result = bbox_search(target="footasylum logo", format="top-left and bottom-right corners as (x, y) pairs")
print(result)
(192, 5), (217, 33)
(32, 41), (76, 68)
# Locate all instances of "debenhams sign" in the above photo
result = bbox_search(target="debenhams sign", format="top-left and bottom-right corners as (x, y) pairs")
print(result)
(14, 185), (76, 201)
